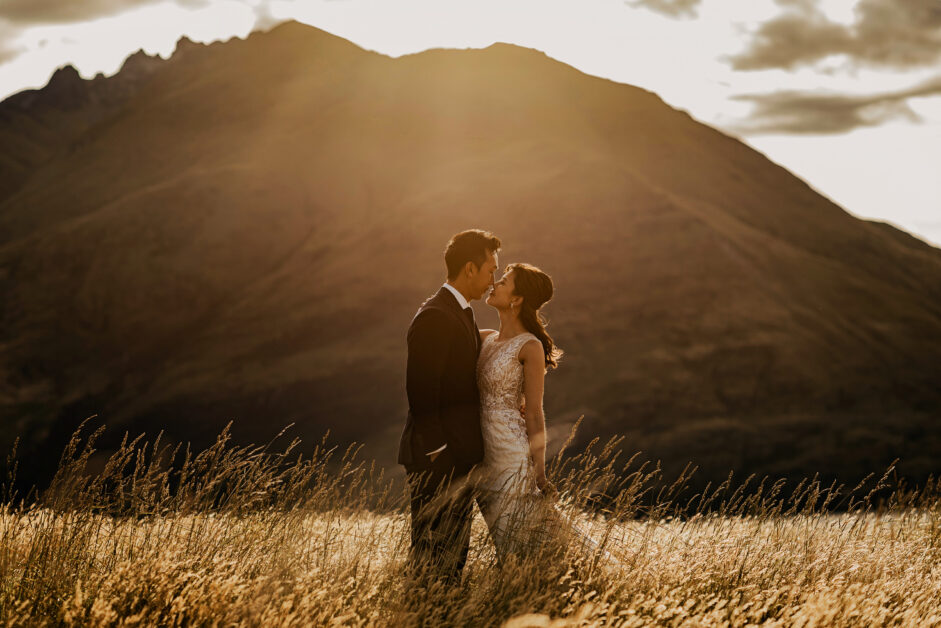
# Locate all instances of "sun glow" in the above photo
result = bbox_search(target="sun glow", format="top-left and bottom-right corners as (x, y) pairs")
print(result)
(0, 0), (937, 245)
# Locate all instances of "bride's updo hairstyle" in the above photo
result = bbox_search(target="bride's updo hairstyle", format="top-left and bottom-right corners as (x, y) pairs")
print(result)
(507, 263), (563, 369)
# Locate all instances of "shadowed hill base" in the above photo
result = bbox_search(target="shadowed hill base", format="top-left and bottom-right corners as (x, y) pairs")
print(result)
(0, 21), (939, 494)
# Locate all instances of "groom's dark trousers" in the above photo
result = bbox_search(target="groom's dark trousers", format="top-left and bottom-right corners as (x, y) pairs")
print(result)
(398, 287), (484, 583)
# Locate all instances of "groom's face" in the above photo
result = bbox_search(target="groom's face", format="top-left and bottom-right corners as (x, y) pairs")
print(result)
(469, 250), (498, 300)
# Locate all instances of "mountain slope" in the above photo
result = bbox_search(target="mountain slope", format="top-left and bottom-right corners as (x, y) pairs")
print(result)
(1, 21), (939, 491)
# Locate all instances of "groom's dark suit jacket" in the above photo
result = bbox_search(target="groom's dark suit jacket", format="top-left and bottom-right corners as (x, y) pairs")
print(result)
(398, 287), (484, 475)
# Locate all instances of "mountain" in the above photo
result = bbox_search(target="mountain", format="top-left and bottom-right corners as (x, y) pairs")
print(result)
(1, 21), (939, 493)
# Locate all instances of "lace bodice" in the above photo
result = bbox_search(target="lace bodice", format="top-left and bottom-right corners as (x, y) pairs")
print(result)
(476, 332), (541, 493)
(477, 332), (539, 414)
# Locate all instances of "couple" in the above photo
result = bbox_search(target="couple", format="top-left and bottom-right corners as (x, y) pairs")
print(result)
(397, 229), (573, 582)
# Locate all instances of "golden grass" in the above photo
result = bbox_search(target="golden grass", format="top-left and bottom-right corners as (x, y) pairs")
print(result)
(1, 421), (939, 626)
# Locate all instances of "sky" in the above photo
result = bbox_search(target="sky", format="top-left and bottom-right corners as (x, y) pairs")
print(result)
(1, 0), (939, 246)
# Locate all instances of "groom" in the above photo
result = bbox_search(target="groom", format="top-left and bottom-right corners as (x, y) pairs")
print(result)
(398, 229), (501, 583)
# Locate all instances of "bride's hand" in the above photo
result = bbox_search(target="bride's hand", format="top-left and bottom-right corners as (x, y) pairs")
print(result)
(536, 475), (557, 499)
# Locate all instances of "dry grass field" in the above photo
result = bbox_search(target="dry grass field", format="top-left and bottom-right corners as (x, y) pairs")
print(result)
(1, 422), (939, 627)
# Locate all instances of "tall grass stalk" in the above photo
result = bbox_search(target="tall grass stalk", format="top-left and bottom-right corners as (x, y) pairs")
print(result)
(1, 419), (939, 626)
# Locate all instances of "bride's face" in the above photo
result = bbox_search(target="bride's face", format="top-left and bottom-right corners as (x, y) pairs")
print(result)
(486, 269), (520, 311)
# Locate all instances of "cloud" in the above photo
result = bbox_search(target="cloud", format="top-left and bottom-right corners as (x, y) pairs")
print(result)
(0, 21), (24, 64)
(729, 0), (941, 71)
(0, 0), (239, 26)
(0, 43), (21, 64)
(0, 0), (280, 61)
(730, 75), (941, 135)
(625, 0), (700, 19)
(0, 0), (280, 31)
(251, 2), (284, 31)
(0, 1), (162, 25)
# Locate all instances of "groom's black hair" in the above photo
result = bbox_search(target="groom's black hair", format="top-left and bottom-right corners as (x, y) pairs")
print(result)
(445, 229), (502, 280)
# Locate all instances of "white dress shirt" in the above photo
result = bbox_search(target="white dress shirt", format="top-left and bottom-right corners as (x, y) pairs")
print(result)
(442, 281), (471, 310)
(426, 282), (474, 457)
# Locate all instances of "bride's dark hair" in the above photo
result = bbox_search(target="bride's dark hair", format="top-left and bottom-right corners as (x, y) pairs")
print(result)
(507, 263), (562, 369)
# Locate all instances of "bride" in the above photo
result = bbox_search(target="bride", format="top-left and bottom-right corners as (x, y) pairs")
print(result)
(475, 263), (599, 560)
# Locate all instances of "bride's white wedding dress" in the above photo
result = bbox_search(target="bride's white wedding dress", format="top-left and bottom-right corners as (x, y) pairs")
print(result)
(475, 332), (604, 560)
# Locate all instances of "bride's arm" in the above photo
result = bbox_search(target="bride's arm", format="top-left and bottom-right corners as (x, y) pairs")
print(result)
(519, 339), (550, 491)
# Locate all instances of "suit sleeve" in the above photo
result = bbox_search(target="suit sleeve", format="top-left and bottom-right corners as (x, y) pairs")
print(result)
(406, 308), (451, 453)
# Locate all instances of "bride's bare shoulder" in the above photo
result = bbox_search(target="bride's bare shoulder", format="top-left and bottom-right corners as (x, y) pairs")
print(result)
(518, 336), (544, 364)
(479, 329), (498, 341)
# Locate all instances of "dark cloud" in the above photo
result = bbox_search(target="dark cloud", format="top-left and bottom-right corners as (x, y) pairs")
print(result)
(729, 0), (941, 71)
(0, 21), (23, 64)
(0, 0), (282, 78)
(0, 1), (161, 25)
(0, 0), (279, 65)
(0, 0), (222, 26)
(730, 75), (941, 135)
(625, 0), (700, 19)
(0, 43), (21, 64)
(0, 0), (279, 31)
